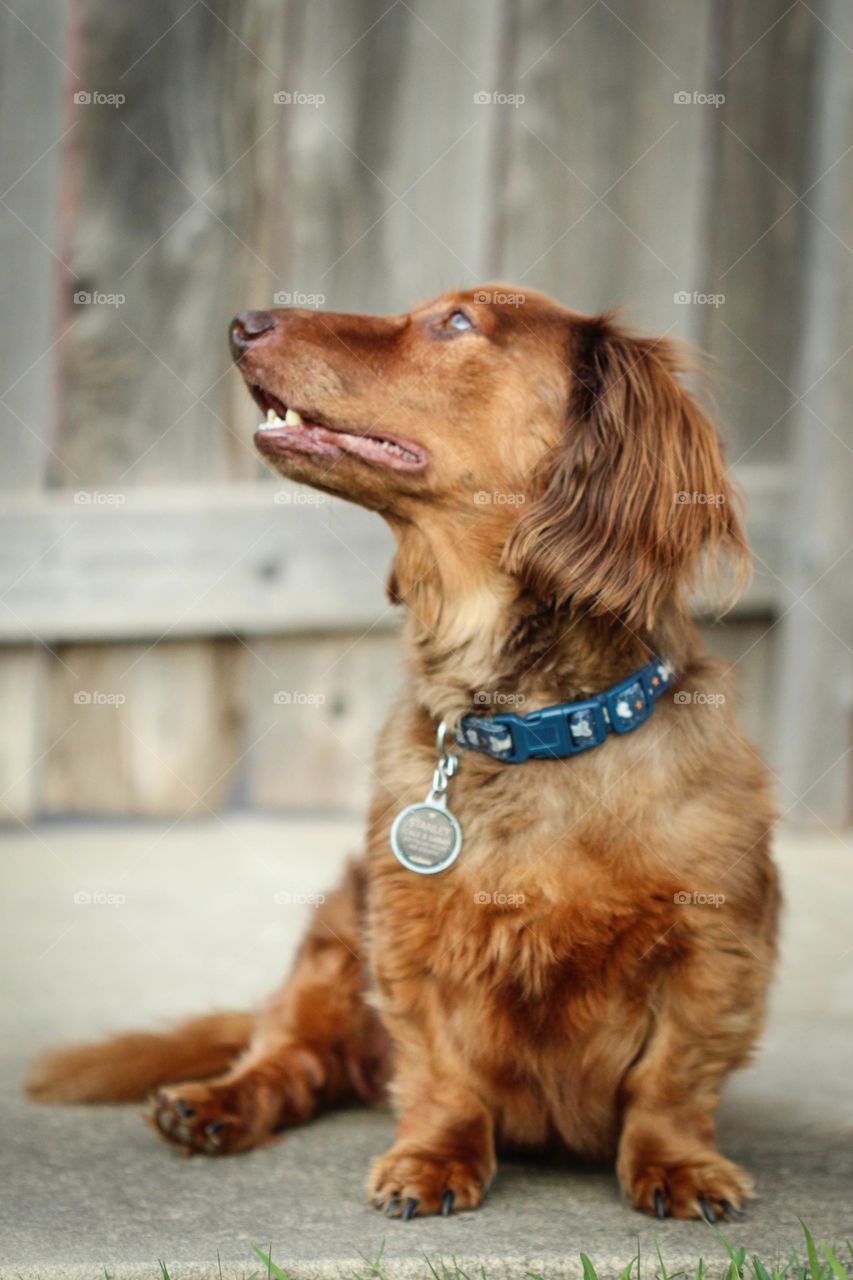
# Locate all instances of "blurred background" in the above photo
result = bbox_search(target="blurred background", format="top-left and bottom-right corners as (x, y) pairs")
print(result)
(1, 0), (851, 828)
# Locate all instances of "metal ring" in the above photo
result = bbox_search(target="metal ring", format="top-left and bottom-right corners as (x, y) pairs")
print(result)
(435, 719), (447, 755)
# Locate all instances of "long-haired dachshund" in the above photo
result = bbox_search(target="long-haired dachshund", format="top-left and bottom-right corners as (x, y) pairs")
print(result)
(28, 286), (779, 1222)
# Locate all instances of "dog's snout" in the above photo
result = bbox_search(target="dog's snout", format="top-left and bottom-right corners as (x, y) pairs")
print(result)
(229, 310), (275, 358)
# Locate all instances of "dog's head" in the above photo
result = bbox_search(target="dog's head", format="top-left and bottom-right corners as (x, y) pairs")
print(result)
(231, 286), (747, 628)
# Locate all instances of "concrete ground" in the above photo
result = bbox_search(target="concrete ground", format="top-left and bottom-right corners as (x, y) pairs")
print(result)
(1, 817), (851, 1280)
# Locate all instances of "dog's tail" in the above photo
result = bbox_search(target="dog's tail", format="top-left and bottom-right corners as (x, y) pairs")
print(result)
(25, 1011), (255, 1103)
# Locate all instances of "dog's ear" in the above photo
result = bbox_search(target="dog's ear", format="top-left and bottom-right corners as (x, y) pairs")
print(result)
(502, 317), (749, 629)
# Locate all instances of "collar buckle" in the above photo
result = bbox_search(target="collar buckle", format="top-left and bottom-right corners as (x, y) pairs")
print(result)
(455, 658), (675, 765)
(463, 698), (610, 763)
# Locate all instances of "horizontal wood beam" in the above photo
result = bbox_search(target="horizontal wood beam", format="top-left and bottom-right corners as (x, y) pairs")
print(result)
(0, 465), (789, 645)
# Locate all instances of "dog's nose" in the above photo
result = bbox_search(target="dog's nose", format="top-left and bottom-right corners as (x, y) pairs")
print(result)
(229, 310), (275, 357)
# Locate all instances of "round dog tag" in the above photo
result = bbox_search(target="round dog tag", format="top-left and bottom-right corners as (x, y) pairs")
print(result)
(390, 799), (462, 875)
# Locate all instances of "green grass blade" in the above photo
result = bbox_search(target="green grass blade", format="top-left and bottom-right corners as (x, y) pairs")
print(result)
(581, 1253), (600, 1280)
(250, 1245), (291, 1280)
(800, 1220), (824, 1280)
(620, 1246), (640, 1280)
(820, 1242), (849, 1280)
(353, 1238), (389, 1280)
(655, 1235), (670, 1280)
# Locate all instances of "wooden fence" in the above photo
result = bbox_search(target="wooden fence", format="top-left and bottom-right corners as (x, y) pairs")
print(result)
(1, 0), (850, 824)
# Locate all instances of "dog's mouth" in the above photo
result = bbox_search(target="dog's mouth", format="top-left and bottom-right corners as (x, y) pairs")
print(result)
(249, 384), (428, 472)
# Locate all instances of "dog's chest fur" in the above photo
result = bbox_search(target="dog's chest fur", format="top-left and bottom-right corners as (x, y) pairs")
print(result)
(364, 705), (686, 1154)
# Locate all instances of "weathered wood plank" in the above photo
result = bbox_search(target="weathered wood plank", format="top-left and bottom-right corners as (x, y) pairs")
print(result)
(498, 0), (716, 335)
(0, 647), (47, 822)
(0, 465), (789, 645)
(41, 638), (245, 816)
(58, 0), (283, 486)
(0, 0), (69, 491)
(703, 2), (816, 465)
(245, 632), (404, 814)
(769, 0), (853, 825)
(270, 0), (506, 313)
(0, 1), (69, 822)
(0, 483), (395, 643)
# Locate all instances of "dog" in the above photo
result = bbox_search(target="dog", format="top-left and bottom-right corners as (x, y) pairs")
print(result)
(28, 286), (779, 1223)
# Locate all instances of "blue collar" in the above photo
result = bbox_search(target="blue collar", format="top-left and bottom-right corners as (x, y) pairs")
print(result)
(455, 658), (675, 763)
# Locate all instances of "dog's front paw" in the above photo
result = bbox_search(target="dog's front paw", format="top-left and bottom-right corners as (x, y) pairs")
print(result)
(148, 1081), (259, 1155)
(148, 1047), (323, 1155)
(621, 1148), (753, 1221)
(368, 1143), (493, 1218)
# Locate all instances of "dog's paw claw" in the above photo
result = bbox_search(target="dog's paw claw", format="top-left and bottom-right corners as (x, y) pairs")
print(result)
(625, 1150), (751, 1221)
(368, 1145), (490, 1218)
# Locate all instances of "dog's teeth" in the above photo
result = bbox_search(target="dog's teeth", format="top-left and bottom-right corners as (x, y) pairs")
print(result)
(260, 407), (286, 431)
(284, 408), (303, 426)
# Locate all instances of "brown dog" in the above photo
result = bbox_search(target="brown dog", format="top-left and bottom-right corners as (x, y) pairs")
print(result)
(28, 286), (779, 1223)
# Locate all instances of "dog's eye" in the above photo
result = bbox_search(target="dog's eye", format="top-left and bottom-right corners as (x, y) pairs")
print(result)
(445, 310), (473, 333)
